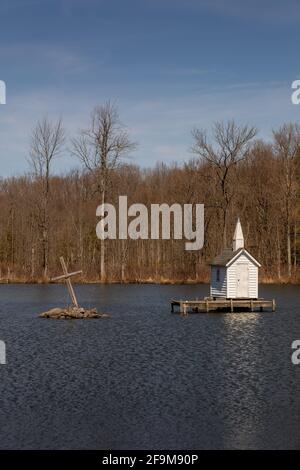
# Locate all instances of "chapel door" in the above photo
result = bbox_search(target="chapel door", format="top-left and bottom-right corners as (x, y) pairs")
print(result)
(236, 263), (249, 298)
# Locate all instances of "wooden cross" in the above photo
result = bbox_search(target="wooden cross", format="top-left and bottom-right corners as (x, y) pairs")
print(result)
(51, 257), (82, 308)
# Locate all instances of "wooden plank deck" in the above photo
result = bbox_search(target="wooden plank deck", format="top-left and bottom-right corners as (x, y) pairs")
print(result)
(171, 298), (276, 315)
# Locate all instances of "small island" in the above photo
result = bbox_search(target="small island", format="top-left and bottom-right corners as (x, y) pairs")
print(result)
(39, 306), (109, 319)
(39, 257), (110, 319)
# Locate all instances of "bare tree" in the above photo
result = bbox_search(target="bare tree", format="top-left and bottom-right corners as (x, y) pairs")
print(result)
(0, 128), (299, 283)
(273, 123), (300, 278)
(191, 120), (257, 246)
(29, 117), (65, 279)
(71, 101), (136, 281)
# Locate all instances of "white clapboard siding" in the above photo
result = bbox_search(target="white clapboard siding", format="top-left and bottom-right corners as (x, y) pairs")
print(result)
(210, 266), (227, 298)
(210, 220), (260, 299)
(210, 251), (259, 299)
(227, 253), (258, 298)
(226, 264), (238, 298)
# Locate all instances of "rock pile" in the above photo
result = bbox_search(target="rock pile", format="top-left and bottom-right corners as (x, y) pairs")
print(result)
(39, 307), (109, 319)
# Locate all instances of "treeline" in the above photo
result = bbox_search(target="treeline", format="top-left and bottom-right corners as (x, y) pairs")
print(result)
(0, 104), (299, 283)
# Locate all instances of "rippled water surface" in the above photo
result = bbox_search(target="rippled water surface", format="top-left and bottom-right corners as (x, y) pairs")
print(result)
(0, 283), (299, 449)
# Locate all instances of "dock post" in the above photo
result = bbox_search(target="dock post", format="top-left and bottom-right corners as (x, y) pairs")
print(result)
(250, 299), (253, 312)
(206, 300), (209, 313)
(272, 299), (276, 312)
(183, 303), (188, 316)
(230, 299), (233, 313)
(171, 302), (174, 313)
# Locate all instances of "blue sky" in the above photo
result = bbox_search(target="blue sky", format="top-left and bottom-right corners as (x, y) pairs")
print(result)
(0, 0), (299, 175)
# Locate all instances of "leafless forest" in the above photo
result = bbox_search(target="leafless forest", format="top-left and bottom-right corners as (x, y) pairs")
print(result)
(0, 103), (299, 283)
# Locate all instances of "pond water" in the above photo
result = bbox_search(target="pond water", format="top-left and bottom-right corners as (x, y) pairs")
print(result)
(0, 283), (299, 449)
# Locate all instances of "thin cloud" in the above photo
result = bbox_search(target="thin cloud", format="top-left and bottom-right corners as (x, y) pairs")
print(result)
(0, 43), (94, 75)
(146, 0), (300, 26)
(0, 79), (298, 175)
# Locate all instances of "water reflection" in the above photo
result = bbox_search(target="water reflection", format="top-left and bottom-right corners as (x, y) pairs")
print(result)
(0, 283), (299, 449)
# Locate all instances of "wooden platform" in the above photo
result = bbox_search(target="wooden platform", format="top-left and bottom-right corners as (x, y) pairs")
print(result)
(171, 298), (276, 315)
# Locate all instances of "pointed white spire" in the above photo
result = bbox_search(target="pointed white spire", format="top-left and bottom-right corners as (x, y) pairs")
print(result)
(233, 218), (244, 251)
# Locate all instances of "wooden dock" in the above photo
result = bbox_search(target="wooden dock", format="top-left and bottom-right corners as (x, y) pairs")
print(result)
(171, 298), (276, 316)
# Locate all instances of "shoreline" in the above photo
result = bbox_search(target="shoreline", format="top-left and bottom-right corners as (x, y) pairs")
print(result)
(0, 278), (298, 286)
